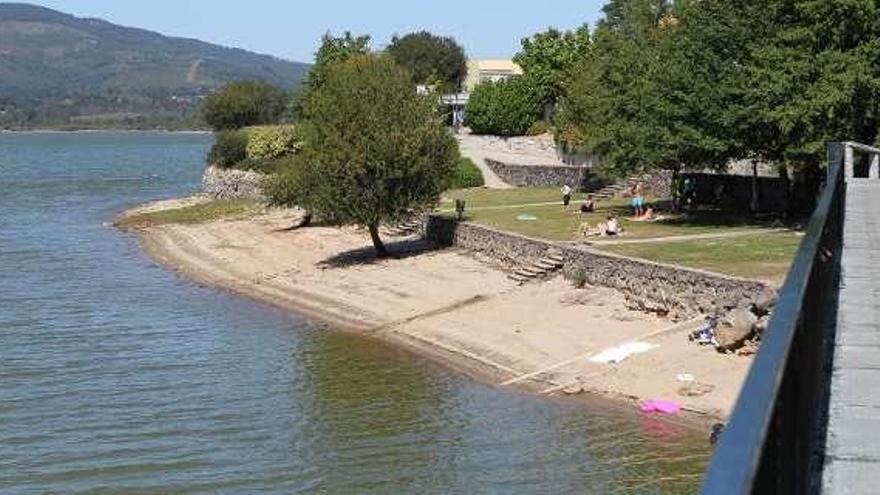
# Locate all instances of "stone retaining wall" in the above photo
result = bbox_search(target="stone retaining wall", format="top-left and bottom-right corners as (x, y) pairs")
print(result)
(201, 165), (266, 200)
(485, 159), (605, 190)
(424, 216), (771, 320)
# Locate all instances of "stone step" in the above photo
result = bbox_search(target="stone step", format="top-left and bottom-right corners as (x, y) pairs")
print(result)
(533, 259), (559, 271)
(516, 266), (545, 277)
(508, 273), (529, 283)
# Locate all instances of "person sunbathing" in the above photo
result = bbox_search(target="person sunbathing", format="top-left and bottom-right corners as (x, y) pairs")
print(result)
(584, 215), (620, 237)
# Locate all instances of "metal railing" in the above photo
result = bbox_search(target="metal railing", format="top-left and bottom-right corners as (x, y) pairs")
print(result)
(701, 143), (859, 494)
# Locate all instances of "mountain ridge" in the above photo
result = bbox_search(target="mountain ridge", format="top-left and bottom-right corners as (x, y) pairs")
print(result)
(0, 3), (310, 128)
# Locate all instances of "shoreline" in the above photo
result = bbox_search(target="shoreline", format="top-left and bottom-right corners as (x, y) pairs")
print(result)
(120, 198), (752, 422)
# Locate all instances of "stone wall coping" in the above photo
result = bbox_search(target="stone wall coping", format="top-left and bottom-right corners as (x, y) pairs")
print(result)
(449, 218), (769, 287)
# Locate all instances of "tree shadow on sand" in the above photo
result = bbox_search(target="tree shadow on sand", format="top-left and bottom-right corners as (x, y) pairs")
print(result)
(319, 238), (441, 268)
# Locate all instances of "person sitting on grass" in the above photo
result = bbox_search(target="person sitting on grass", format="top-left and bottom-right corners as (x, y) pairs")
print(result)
(580, 194), (596, 214)
(633, 205), (657, 222)
(584, 215), (620, 237)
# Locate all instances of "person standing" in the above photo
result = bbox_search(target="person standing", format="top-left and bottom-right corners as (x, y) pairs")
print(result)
(561, 183), (573, 211)
(631, 181), (645, 218)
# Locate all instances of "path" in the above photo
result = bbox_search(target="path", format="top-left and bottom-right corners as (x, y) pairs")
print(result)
(456, 134), (513, 189)
(586, 228), (792, 246)
(823, 181), (880, 493)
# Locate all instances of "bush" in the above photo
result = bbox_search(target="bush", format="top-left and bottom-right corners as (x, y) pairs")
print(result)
(202, 81), (288, 131)
(527, 121), (552, 136)
(449, 156), (485, 188)
(465, 77), (541, 136)
(246, 125), (300, 161)
(563, 265), (587, 289)
(207, 130), (249, 168)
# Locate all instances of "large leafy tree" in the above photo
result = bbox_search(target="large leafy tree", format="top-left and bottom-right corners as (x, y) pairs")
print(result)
(557, 0), (681, 177)
(291, 32), (372, 118)
(513, 24), (591, 107)
(559, 0), (880, 190)
(387, 31), (467, 91)
(269, 55), (457, 256)
(202, 81), (287, 131)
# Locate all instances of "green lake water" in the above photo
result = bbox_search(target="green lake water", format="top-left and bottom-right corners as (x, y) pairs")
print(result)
(0, 132), (710, 494)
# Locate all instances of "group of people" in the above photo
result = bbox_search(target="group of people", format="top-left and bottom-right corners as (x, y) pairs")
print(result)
(561, 181), (658, 238)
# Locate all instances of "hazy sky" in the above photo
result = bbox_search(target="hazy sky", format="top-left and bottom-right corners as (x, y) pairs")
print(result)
(35, 0), (606, 62)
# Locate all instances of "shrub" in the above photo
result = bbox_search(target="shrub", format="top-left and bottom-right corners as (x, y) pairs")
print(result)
(465, 77), (541, 136)
(449, 156), (485, 188)
(563, 265), (587, 289)
(245, 125), (300, 161)
(527, 121), (552, 136)
(202, 81), (288, 131)
(207, 130), (249, 168)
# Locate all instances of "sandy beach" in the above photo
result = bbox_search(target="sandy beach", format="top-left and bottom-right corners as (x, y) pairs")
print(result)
(122, 201), (752, 419)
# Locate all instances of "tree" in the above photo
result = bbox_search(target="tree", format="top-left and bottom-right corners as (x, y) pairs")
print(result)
(269, 54), (457, 256)
(291, 32), (372, 118)
(514, 25), (591, 108)
(202, 81), (287, 131)
(556, 0), (683, 177)
(387, 31), (467, 91)
(466, 77), (541, 136)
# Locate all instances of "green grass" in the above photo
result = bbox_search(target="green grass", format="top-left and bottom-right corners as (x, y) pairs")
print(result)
(437, 186), (800, 281)
(597, 232), (802, 283)
(455, 201), (779, 241)
(118, 199), (261, 229)
(443, 187), (563, 208)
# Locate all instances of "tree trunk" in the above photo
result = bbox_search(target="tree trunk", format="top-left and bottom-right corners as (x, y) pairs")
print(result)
(750, 159), (759, 213)
(368, 223), (388, 258)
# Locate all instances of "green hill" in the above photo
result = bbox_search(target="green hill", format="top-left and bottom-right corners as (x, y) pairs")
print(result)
(0, 3), (310, 129)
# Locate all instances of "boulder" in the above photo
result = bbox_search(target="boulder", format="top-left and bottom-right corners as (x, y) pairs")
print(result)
(752, 288), (778, 316)
(715, 307), (759, 351)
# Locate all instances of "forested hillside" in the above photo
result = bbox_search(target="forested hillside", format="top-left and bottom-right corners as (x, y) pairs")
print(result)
(0, 3), (310, 129)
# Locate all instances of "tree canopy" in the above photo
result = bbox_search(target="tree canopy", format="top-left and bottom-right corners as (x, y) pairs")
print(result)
(269, 54), (457, 256)
(555, 0), (880, 187)
(201, 81), (287, 131)
(513, 24), (591, 107)
(387, 31), (468, 91)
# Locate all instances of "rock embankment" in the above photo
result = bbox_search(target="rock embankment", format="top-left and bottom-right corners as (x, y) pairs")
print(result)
(201, 165), (266, 200)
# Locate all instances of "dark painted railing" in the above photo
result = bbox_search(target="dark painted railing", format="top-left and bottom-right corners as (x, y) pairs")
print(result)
(701, 144), (849, 494)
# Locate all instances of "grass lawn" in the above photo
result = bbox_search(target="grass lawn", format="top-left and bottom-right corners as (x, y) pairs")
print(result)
(439, 186), (800, 281)
(597, 232), (802, 283)
(443, 187), (563, 208)
(456, 202), (780, 241)
(118, 199), (261, 229)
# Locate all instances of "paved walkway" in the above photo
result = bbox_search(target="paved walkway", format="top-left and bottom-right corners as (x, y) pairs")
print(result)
(456, 134), (513, 189)
(823, 181), (880, 493)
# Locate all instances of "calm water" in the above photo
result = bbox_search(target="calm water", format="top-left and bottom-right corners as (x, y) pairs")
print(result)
(0, 132), (710, 494)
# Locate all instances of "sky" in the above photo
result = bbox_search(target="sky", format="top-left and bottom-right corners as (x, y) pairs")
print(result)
(35, 0), (606, 63)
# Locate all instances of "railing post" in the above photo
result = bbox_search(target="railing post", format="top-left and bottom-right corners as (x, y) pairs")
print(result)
(870, 153), (880, 179)
(844, 144), (854, 179)
(828, 143), (845, 183)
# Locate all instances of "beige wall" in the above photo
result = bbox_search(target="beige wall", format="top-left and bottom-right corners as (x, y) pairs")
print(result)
(464, 59), (523, 92)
